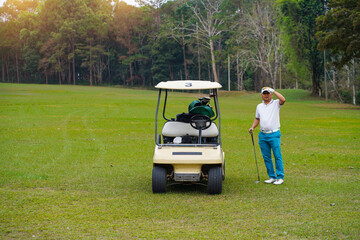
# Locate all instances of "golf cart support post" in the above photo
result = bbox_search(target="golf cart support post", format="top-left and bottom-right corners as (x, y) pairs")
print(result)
(152, 81), (225, 194)
(154, 80), (222, 147)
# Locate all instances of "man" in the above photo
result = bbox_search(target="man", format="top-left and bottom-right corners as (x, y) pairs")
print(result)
(248, 87), (286, 185)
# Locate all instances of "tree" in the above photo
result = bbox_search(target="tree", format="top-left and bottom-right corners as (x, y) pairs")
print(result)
(160, 1), (194, 80)
(19, 11), (42, 83)
(316, 0), (359, 105)
(186, 0), (229, 83)
(151, 37), (183, 83)
(137, 0), (166, 26)
(58, 0), (91, 85)
(316, 0), (360, 68)
(238, 1), (282, 90)
(77, 10), (108, 86)
(0, 0), (38, 83)
(277, 0), (325, 95)
(112, 2), (147, 85)
(226, 7), (249, 91)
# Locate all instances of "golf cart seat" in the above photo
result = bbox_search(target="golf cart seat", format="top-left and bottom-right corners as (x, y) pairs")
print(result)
(162, 121), (219, 138)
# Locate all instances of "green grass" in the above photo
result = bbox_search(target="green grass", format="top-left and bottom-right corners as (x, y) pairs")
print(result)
(0, 83), (359, 239)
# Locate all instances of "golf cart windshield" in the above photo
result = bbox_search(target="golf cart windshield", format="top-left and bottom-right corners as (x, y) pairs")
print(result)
(155, 80), (222, 147)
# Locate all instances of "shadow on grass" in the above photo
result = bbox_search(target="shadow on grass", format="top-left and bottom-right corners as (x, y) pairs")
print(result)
(162, 175), (252, 195)
(166, 182), (208, 195)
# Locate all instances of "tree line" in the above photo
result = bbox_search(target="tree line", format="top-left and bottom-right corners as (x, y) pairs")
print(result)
(0, 0), (359, 104)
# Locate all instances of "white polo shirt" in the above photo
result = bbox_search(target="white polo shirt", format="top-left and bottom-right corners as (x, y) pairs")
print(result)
(256, 99), (281, 131)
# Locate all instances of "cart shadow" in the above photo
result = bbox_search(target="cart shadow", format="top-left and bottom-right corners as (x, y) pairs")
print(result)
(166, 182), (208, 194)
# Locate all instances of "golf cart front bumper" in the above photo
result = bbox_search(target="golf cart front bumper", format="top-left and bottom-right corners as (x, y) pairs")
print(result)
(153, 145), (224, 181)
(153, 145), (223, 164)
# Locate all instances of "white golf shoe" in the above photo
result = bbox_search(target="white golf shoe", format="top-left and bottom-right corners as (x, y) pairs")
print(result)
(273, 179), (284, 185)
(264, 178), (276, 184)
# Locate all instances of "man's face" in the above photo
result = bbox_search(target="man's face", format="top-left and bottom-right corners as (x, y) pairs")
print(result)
(261, 91), (273, 102)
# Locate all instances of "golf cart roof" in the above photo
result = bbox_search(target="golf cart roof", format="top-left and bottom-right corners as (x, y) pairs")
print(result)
(155, 80), (222, 90)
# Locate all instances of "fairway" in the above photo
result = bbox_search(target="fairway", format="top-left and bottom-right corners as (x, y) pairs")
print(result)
(0, 83), (359, 239)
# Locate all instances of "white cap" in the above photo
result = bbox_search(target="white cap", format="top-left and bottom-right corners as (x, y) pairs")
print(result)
(261, 87), (272, 93)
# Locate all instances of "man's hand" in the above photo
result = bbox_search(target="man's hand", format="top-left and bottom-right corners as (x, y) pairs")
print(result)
(268, 87), (275, 93)
(249, 127), (254, 134)
(273, 90), (286, 105)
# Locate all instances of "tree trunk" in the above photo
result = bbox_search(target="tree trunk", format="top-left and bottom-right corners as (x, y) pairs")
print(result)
(241, 73), (244, 92)
(196, 21), (201, 80)
(255, 68), (261, 92)
(68, 60), (71, 84)
(181, 14), (188, 80)
(1, 57), (4, 83)
(90, 66), (93, 86)
(279, 61), (282, 89)
(210, 39), (218, 82)
(15, 52), (20, 83)
(228, 55), (230, 91)
(217, 39), (222, 83)
(353, 60), (356, 105)
(107, 49), (111, 84)
(169, 65), (174, 80)
(273, 68), (277, 89)
(273, 47), (279, 89)
(62, 69), (65, 84)
(5, 56), (10, 83)
(324, 51), (328, 101)
(353, 81), (356, 105)
(311, 68), (319, 95)
(182, 43), (188, 80)
(58, 71), (61, 85)
(236, 56), (240, 91)
(346, 65), (350, 88)
(72, 43), (76, 85)
(98, 60), (100, 85)
(100, 58), (103, 85)
(331, 69), (343, 102)
(90, 43), (93, 86)
(129, 62), (133, 86)
(208, 62), (212, 82)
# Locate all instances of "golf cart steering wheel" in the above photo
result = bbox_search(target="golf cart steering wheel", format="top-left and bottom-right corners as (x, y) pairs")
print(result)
(190, 115), (212, 130)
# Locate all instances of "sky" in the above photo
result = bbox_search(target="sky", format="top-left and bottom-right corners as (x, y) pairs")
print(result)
(0, 0), (139, 7)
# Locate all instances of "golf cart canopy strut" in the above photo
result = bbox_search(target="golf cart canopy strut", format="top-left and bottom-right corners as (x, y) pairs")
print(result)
(154, 80), (222, 146)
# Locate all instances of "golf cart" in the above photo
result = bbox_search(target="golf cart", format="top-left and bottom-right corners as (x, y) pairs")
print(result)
(152, 80), (225, 194)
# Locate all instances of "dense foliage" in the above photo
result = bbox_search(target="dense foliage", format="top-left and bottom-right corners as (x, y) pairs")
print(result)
(0, 0), (359, 103)
(316, 0), (360, 68)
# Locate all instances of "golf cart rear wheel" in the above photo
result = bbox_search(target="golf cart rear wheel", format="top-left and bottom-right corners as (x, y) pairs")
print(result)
(152, 166), (167, 193)
(208, 166), (222, 194)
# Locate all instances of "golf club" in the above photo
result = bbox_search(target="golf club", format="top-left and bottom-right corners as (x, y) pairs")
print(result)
(251, 132), (260, 184)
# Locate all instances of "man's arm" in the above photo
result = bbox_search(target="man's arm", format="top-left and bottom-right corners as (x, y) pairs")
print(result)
(273, 90), (286, 105)
(249, 118), (260, 134)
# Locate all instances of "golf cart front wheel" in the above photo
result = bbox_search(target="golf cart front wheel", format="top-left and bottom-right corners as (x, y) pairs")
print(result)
(208, 166), (222, 194)
(152, 166), (167, 193)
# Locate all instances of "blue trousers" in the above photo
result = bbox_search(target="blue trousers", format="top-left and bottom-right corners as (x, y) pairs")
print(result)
(258, 131), (284, 179)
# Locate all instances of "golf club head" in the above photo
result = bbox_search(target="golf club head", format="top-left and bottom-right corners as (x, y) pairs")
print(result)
(254, 180), (260, 184)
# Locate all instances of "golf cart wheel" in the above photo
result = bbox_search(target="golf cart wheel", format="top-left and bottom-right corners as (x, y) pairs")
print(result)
(152, 166), (167, 193)
(208, 166), (222, 194)
(222, 160), (225, 181)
